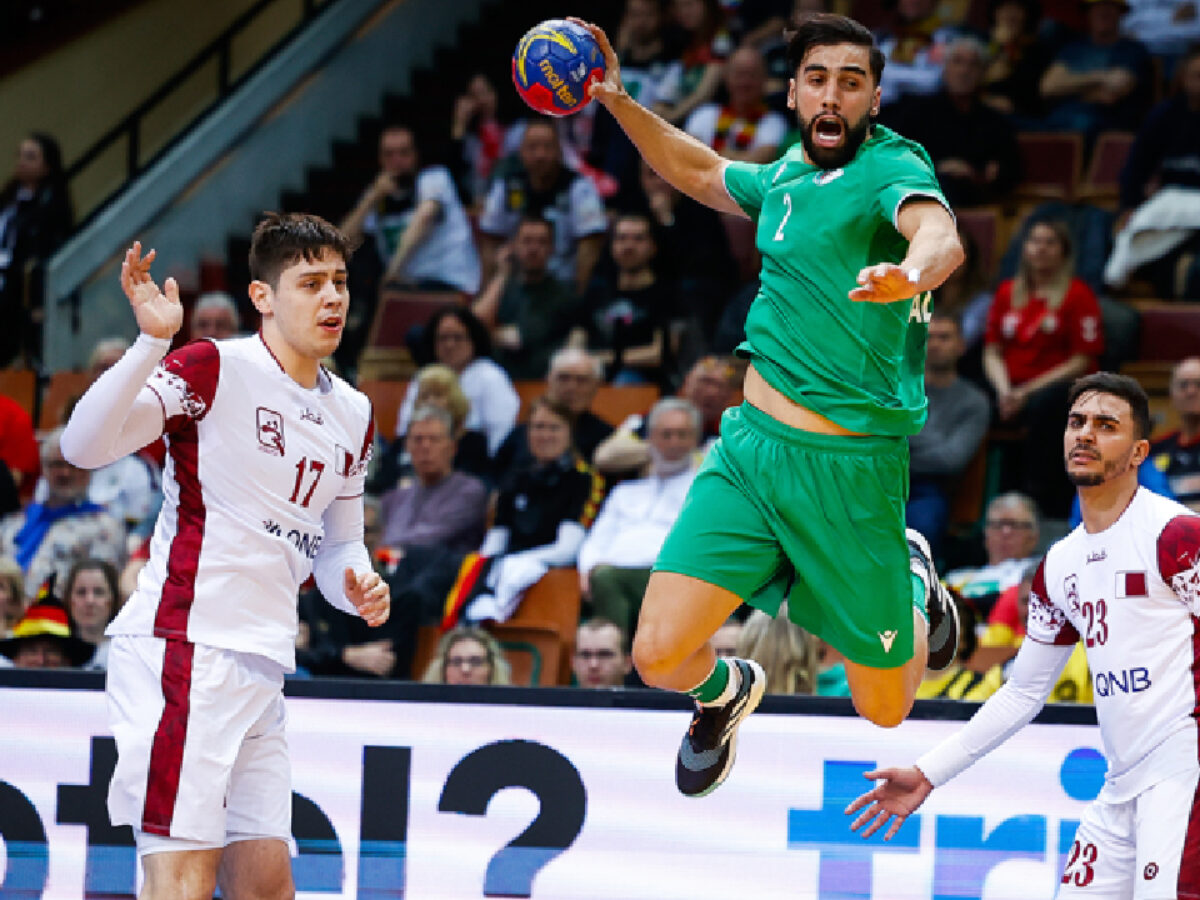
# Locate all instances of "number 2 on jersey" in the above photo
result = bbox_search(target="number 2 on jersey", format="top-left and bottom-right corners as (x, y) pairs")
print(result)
(774, 193), (792, 241)
(290, 457), (325, 507)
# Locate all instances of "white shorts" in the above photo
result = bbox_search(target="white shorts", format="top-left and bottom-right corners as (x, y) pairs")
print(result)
(106, 635), (291, 853)
(1059, 768), (1200, 899)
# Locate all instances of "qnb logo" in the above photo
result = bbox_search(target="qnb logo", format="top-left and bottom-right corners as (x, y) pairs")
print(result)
(788, 748), (1106, 899)
(1094, 667), (1151, 698)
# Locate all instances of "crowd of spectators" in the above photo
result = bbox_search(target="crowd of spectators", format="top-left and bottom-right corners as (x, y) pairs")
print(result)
(3, 0), (1200, 701)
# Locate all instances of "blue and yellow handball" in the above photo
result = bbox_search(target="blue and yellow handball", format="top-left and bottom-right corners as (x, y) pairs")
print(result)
(511, 19), (605, 117)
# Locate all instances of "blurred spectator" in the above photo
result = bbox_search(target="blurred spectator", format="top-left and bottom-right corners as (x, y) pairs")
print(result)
(0, 132), (73, 368)
(0, 390), (39, 502)
(397, 308), (519, 457)
(572, 617), (635, 687)
(983, 220), (1104, 516)
(907, 312), (991, 559)
(736, 601), (818, 694)
(0, 596), (93, 669)
(593, 354), (737, 476)
(710, 614), (743, 657)
(884, 36), (1021, 207)
(628, 160), (738, 340)
(684, 46), (789, 163)
(816, 639), (851, 696)
(1105, 46), (1200, 299)
(0, 556), (25, 633)
(342, 125), (480, 295)
(1039, 0), (1153, 138)
(664, 0), (733, 124)
(1150, 356), (1200, 511)
(191, 291), (241, 340)
(40, 337), (161, 530)
(449, 73), (511, 207)
(492, 348), (613, 482)
(591, 0), (687, 202)
(62, 558), (121, 671)
(1119, 0), (1200, 65)
(577, 398), (701, 635)
(585, 212), (674, 385)
(479, 120), (608, 294)
(372, 363), (490, 490)
(0, 429), (124, 596)
(874, 0), (966, 108)
(944, 491), (1041, 616)
(618, 0), (686, 114)
(460, 398), (604, 624)
(981, 0), (1055, 120)
(422, 626), (512, 685)
(732, 0), (796, 48)
(472, 217), (584, 380)
(378, 405), (488, 553)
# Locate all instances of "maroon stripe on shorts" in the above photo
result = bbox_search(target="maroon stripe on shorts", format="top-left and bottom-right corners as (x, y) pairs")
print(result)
(1178, 616), (1200, 898)
(141, 639), (195, 835)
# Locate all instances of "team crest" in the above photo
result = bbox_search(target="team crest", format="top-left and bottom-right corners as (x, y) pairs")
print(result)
(257, 407), (285, 456)
(1064, 574), (1080, 612)
(813, 168), (844, 185)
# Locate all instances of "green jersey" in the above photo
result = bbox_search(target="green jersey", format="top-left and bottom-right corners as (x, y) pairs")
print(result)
(724, 125), (947, 437)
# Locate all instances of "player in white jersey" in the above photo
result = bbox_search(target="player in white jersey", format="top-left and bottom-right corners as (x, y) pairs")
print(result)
(60, 212), (390, 900)
(847, 372), (1200, 898)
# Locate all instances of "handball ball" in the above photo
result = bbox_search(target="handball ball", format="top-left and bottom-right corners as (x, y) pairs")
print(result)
(512, 19), (605, 117)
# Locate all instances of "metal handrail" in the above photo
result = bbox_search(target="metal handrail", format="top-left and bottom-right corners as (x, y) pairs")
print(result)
(65, 0), (326, 226)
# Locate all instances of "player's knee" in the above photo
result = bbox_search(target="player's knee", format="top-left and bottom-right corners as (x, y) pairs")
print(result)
(631, 626), (676, 687)
(851, 691), (912, 728)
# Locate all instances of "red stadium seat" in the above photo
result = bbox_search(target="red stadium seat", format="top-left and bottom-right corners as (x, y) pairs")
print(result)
(1015, 133), (1083, 202)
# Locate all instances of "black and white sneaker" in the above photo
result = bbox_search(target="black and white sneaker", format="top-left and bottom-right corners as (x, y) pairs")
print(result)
(907, 527), (959, 671)
(675, 658), (766, 798)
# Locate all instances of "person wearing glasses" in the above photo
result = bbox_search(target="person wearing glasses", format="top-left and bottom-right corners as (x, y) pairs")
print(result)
(422, 626), (510, 686)
(572, 618), (634, 689)
(944, 491), (1041, 618)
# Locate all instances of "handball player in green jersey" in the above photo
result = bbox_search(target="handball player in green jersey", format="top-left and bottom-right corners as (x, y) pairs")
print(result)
(571, 13), (966, 797)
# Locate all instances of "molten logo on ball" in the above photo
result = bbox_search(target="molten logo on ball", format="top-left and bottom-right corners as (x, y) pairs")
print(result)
(512, 19), (605, 117)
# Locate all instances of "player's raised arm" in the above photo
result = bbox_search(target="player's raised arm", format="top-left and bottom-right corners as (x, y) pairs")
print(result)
(570, 18), (744, 218)
(60, 242), (182, 469)
(849, 200), (963, 303)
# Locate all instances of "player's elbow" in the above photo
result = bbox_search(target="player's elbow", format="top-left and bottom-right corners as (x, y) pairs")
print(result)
(58, 424), (105, 470)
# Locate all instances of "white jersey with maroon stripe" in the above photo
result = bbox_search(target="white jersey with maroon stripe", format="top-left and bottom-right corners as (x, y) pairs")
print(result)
(106, 335), (373, 669)
(1028, 487), (1200, 801)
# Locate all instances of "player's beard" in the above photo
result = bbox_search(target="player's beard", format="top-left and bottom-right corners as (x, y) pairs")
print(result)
(1065, 446), (1132, 487)
(797, 110), (872, 170)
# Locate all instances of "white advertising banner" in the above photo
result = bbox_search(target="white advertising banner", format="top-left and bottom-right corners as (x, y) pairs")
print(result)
(0, 678), (1104, 899)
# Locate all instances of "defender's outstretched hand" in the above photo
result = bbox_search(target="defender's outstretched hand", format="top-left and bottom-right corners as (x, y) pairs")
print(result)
(849, 263), (922, 304)
(568, 18), (624, 105)
(344, 567), (390, 627)
(120, 242), (183, 341)
(844, 766), (933, 841)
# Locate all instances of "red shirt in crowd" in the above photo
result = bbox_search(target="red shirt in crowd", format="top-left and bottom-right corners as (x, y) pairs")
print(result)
(984, 277), (1104, 386)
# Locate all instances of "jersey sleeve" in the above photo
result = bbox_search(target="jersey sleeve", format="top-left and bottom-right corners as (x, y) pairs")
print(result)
(723, 159), (774, 218)
(1024, 556), (1082, 645)
(337, 405), (374, 500)
(1157, 514), (1200, 615)
(147, 340), (221, 433)
(873, 144), (949, 228)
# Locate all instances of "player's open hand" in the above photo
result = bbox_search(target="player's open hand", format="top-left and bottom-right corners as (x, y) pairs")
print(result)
(568, 18), (624, 105)
(121, 242), (183, 341)
(344, 567), (390, 627)
(844, 766), (933, 841)
(849, 263), (922, 304)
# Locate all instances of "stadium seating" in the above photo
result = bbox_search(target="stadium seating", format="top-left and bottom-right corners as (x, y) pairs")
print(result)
(39, 370), (91, 429)
(1015, 133), (1084, 202)
(1077, 131), (1135, 207)
(0, 369), (37, 419)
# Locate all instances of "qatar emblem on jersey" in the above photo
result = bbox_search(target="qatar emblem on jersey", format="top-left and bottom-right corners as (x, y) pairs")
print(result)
(1064, 574), (1081, 612)
(257, 407), (285, 456)
(1116, 571), (1148, 599)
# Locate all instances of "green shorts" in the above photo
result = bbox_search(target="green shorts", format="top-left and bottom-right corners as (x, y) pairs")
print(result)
(654, 402), (913, 669)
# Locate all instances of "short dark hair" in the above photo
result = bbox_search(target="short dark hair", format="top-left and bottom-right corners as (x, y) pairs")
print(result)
(249, 212), (354, 289)
(516, 215), (554, 236)
(1067, 372), (1152, 440)
(419, 306), (492, 364)
(528, 395), (577, 439)
(786, 14), (884, 85)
